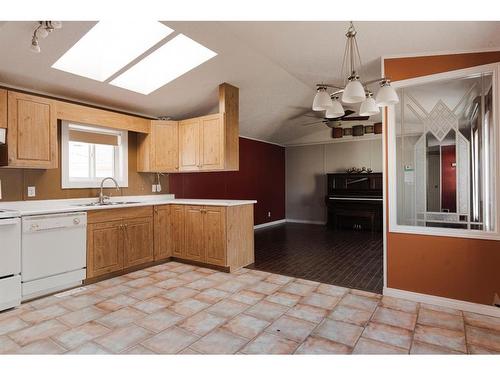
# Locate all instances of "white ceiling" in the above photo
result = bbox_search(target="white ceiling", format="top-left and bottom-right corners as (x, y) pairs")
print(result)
(0, 21), (499, 145)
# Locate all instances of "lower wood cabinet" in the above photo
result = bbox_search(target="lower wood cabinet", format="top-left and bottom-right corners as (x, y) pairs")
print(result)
(87, 207), (153, 279)
(184, 205), (206, 262)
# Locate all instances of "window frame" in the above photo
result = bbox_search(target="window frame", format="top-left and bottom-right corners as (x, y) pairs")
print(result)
(387, 62), (500, 240)
(61, 121), (129, 189)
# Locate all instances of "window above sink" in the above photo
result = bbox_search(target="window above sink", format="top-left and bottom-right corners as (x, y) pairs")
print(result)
(61, 121), (128, 189)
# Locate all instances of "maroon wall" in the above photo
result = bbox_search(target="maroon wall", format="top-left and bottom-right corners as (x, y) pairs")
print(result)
(441, 145), (457, 212)
(169, 137), (285, 225)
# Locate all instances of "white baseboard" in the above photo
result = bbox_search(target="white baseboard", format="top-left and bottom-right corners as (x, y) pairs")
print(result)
(286, 219), (327, 225)
(254, 219), (287, 230)
(384, 287), (500, 318)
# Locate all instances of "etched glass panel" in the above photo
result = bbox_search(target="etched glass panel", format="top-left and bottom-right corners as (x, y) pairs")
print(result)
(396, 72), (495, 231)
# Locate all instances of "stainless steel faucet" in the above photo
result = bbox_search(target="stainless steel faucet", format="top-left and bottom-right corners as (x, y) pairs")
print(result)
(99, 177), (121, 204)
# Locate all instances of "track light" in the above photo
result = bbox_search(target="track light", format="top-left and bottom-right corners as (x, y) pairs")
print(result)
(30, 21), (62, 53)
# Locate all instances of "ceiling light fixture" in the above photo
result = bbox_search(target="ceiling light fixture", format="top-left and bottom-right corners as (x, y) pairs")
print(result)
(312, 22), (399, 115)
(30, 21), (62, 53)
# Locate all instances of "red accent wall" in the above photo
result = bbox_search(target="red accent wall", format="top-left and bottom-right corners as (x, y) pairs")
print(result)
(441, 145), (456, 212)
(169, 137), (285, 225)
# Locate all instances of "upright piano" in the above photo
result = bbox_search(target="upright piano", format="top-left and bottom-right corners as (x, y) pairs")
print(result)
(326, 173), (383, 232)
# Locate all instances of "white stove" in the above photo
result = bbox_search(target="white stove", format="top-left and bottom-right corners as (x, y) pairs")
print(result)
(0, 209), (21, 311)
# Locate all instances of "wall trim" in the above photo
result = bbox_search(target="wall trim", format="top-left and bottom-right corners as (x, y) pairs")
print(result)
(239, 135), (285, 147)
(382, 47), (500, 62)
(286, 219), (327, 225)
(254, 219), (287, 230)
(285, 134), (382, 147)
(384, 287), (500, 318)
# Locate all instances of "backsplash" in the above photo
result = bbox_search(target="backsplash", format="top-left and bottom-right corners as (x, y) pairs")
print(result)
(0, 132), (169, 201)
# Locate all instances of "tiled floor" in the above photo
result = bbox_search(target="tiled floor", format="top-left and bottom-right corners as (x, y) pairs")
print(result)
(250, 223), (383, 293)
(0, 262), (499, 354)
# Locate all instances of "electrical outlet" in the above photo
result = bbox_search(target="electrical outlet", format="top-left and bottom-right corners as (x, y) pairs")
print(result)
(156, 184), (162, 192)
(267, 211), (271, 218)
(27, 186), (36, 197)
(0, 179), (2, 200)
(152, 184), (157, 193)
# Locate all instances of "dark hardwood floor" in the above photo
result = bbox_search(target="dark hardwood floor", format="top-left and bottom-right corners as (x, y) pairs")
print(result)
(248, 223), (383, 293)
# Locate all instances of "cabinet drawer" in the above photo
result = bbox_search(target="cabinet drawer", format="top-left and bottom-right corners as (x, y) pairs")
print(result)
(87, 206), (153, 224)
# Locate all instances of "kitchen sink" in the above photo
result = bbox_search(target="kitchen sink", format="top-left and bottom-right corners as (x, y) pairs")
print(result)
(73, 201), (140, 207)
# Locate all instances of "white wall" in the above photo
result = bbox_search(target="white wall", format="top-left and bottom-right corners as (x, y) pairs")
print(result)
(286, 138), (383, 223)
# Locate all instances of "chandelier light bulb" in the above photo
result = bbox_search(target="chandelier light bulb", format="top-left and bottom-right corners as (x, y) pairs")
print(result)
(50, 21), (63, 30)
(375, 80), (399, 107)
(325, 98), (345, 118)
(30, 38), (41, 53)
(36, 27), (49, 39)
(342, 76), (366, 104)
(359, 94), (379, 116)
(312, 87), (333, 111)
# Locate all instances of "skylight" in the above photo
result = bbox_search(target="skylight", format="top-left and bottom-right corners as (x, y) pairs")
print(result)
(52, 21), (173, 82)
(110, 34), (217, 95)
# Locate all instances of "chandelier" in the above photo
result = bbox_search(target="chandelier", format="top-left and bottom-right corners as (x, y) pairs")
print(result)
(312, 22), (399, 118)
(30, 21), (63, 53)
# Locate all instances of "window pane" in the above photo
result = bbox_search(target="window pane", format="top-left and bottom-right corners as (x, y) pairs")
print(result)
(395, 73), (495, 231)
(68, 141), (90, 178)
(95, 144), (115, 178)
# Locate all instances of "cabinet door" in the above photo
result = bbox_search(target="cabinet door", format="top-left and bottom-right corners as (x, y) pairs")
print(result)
(169, 204), (185, 258)
(87, 220), (123, 278)
(152, 120), (179, 172)
(0, 89), (6, 129)
(154, 205), (171, 261)
(203, 206), (227, 266)
(7, 91), (57, 168)
(183, 205), (205, 262)
(123, 216), (154, 268)
(178, 118), (200, 171)
(200, 114), (224, 170)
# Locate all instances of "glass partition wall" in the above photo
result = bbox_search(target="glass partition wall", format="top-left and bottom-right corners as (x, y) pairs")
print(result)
(389, 64), (498, 237)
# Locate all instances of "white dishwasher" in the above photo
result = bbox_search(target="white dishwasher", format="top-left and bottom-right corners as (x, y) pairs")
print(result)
(21, 212), (87, 300)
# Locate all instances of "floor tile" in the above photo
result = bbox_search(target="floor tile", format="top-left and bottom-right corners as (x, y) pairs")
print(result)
(246, 300), (289, 322)
(418, 308), (464, 331)
(133, 296), (174, 313)
(67, 341), (111, 354)
(96, 307), (146, 328)
(410, 340), (461, 354)
(170, 298), (210, 317)
(190, 328), (248, 354)
(0, 316), (29, 336)
(60, 294), (105, 311)
(178, 271), (206, 282)
(149, 270), (178, 281)
(53, 322), (110, 350)
(97, 285), (133, 299)
(465, 325), (500, 352)
(279, 282), (316, 297)
(123, 345), (156, 354)
(463, 311), (500, 332)
(161, 287), (199, 302)
(413, 324), (467, 353)
(467, 344), (500, 354)
(142, 326), (199, 354)
(353, 337), (408, 354)
(229, 290), (266, 305)
(328, 305), (373, 326)
(207, 299), (250, 319)
(19, 304), (69, 324)
(351, 289), (381, 299)
(241, 332), (299, 354)
(125, 270), (152, 279)
(265, 292), (301, 307)
(339, 293), (379, 313)
(420, 303), (461, 316)
(314, 319), (363, 347)
(380, 296), (419, 314)
(206, 272), (235, 283)
(155, 278), (187, 290)
(0, 335), (21, 353)
(247, 281), (281, 295)
(372, 307), (417, 331)
(266, 315), (316, 342)
(96, 276), (129, 288)
(94, 324), (153, 353)
(57, 306), (107, 327)
(215, 280), (247, 293)
(316, 284), (349, 297)
(135, 310), (185, 332)
(9, 319), (68, 346)
(178, 311), (227, 336)
(362, 322), (413, 350)
(95, 294), (140, 312)
(123, 277), (156, 288)
(16, 339), (66, 354)
(194, 289), (231, 304)
(300, 292), (340, 310)
(127, 285), (164, 300)
(236, 273), (266, 285)
(222, 314), (270, 339)
(185, 278), (219, 291)
(265, 274), (295, 285)
(286, 304), (328, 324)
(295, 336), (351, 354)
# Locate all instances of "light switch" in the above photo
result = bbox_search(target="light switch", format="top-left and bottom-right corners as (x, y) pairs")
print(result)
(152, 184), (157, 193)
(27, 186), (36, 197)
(0, 179), (2, 200)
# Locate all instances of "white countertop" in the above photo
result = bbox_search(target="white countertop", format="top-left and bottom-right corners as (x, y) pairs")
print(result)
(0, 195), (257, 216)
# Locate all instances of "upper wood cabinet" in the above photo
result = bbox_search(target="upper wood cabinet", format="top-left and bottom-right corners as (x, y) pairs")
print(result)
(137, 120), (179, 173)
(178, 117), (201, 171)
(2, 91), (57, 169)
(0, 89), (7, 129)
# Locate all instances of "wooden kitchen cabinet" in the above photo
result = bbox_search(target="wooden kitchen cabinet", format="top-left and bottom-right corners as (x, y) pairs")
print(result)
(178, 117), (201, 171)
(137, 120), (179, 172)
(170, 205), (185, 258)
(154, 205), (172, 261)
(184, 205), (206, 262)
(0, 89), (7, 129)
(87, 220), (124, 278)
(203, 206), (227, 266)
(123, 216), (154, 268)
(1, 91), (58, 169)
